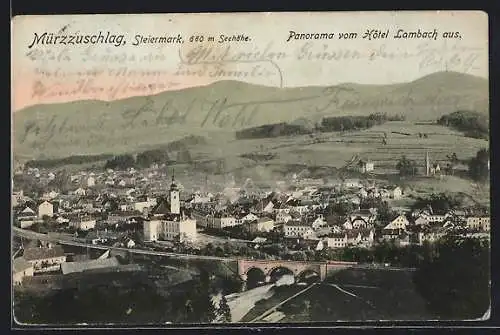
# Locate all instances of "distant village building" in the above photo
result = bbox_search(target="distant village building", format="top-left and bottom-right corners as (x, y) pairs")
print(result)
(358, 160), (374, 173)
(74, 187), (87, 196)
(466, 216), (490, 232)
(283, 221), (313, 238)
(17, 206), (37, 228)
(87, 176), (95, 187)
(245, 217), (275, 233)
(70, 217), (97, 231)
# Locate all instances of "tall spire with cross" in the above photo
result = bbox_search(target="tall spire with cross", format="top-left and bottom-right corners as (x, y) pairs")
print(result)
(169, 168), (180, 214)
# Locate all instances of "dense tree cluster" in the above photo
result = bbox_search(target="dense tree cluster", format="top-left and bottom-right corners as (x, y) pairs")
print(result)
(136, 149), (170, 168)
(396, 155), (418, 176)
(413, 235), (490, 319)
(411, 193), (461, 214)
(437, 110), (489, 140)
(104, 154), (136, 170)
(235, 123), (312, 139)
(468, 148), (490, 182)
(236, 113), (404, 140)
(24, 154), (113, 169)
(319, 113), (393, 132)
(104, 147), (191, 171)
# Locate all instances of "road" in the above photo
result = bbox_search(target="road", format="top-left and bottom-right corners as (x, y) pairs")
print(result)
(12, 227), (237, 262)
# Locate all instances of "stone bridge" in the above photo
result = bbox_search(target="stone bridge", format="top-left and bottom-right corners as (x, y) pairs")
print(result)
(237, 259), (357, 283)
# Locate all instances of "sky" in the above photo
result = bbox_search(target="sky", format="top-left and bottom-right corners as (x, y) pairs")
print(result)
(11, 11), (488, 111)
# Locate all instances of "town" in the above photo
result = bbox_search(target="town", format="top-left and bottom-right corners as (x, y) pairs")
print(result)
(12, 154), (490, 286)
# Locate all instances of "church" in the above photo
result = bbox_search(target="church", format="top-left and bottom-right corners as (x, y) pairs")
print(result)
(143, 174), (197, 243)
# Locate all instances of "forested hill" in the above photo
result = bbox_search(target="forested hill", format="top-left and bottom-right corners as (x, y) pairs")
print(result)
(14, 71), (488, 160)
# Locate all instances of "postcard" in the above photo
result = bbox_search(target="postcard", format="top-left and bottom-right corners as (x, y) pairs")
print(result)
(11, 11), (490, 326)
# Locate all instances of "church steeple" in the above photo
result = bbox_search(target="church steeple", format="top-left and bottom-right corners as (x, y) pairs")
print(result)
(169, 169), (180, 214)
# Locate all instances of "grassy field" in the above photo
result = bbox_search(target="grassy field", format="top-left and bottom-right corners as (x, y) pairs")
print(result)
(13, 71), (488, 160)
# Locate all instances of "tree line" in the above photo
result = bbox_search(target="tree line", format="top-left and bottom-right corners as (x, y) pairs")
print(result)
(24, 154), (114, 169)
(395, 148), (489, 182)
(437, 110), (489, 140)
(235, 113), (405, 139)
(104, 148), (192, 170)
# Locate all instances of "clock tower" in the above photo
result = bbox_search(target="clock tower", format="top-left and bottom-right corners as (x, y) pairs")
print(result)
(170, 171), (180, 215)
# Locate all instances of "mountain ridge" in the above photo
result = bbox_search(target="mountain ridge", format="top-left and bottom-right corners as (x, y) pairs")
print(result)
(13, 71), (489, 160)
(15, 71), (488, 114)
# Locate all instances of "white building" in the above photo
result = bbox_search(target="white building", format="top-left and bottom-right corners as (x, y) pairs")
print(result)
(245, 217), (275, 233)
(384, 215), (409, 230)
(466, 216), (490, 232)
(38, 201), (54, 218)
(325, 234), (348, 249)
(283, 221), (313, 238)
(70, 218), (97, 231)
(87, 176), (95, 187)
(211, 216), (241, 229)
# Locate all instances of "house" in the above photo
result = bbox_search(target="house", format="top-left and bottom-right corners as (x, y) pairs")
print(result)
(87, 176), (96, 187)
(125, 238), (136, 248)
(324, 233), (348, 249)
(190, 193), (213, 204)
(241, 213), (259, 223)
(38, 201), (54, 218)
(311, 215), (327, 230)
(414, 216), (430, 226)
(13, 257), (34, 285)
(74, 187), (87, 196)
(144, 217), (197, 243)
(283, 221), (313, 238)
(387, 186), (402, 200)
(210, 215), (240, 229)
(134, 201), (152, 214)
(245, 217), (275, 233)
(417, 226), (448, 245)
(358, 160), (375, 173)
(346, 231), (362, 245)
(343, 179), (361, 189)
(70, 217), (97, 231)
(17, 206), (37, 228)
(349, 209), (376, 224)
(276, 211), (293, 223)
(359, 229), (375, 248)
(384, 215), (409, 230)
(23, 245), (66, 273)
(430, 163), (441, 175)
(466, 216), (490, 232)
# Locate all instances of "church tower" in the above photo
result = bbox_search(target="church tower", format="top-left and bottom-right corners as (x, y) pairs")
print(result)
(170, 170), (180, 215)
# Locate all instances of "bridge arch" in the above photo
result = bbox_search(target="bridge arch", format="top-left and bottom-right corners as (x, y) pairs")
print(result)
(267, 266), (295, 283)
(245, 267), (267, 289)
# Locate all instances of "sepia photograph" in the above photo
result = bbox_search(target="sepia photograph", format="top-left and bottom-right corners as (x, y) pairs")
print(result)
(11, 11), (490, 326)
